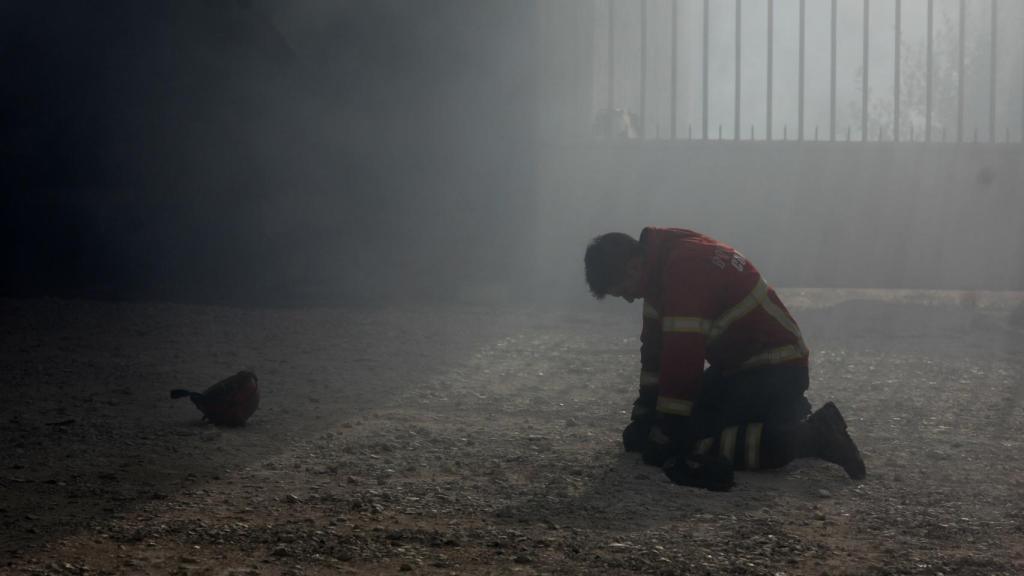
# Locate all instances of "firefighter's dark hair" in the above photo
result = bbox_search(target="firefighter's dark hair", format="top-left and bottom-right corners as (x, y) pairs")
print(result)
(584, 232), (641, 299)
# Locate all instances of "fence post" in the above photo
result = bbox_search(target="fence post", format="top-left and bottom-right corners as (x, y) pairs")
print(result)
(703, 0), (710, 140)
(926, 0), (933, 142)
(608, 0), (614, 112)
(989, 0), (997, 143)
(671, 0), (678, 140)
(735, 0), (742, 140)
(894, 0), (901, 142)
(862, 0), (869, 142)
(641, 0), (647, 139)
(767, 0), (774, 141)
(957, 0), (965, 143)
(798, 0), (805, 141)
(830, 0), (837, 141)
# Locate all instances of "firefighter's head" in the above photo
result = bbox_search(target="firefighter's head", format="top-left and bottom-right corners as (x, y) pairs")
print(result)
(585, 232), (644, 302)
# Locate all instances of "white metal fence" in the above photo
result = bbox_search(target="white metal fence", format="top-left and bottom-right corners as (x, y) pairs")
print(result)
(593, 0), (1024, 143)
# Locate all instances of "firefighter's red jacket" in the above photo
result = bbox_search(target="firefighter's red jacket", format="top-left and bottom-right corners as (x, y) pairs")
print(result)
(637, 227), (808, 417)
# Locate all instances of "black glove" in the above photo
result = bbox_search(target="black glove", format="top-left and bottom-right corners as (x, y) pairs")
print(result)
(622, 389), (658, 453)
(622, 420), (652, 452)
(630, 390), (657, 422)
(663, 453), (735, 492)
(641, 414), (692, 467)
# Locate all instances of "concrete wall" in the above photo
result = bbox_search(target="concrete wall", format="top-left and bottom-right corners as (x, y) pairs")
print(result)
(536, 140), (1024, 299)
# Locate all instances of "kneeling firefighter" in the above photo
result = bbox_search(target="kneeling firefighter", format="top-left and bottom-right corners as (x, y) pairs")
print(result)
(584, 227), (865, 491)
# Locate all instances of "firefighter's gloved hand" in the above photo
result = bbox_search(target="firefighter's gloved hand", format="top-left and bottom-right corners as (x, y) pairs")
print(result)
(641, 414), (691, 467)
(622, 389), (658, 453)
(663, 454), (735, 492)
(622, 420), (652, 452)
(630, 389), (657, 422)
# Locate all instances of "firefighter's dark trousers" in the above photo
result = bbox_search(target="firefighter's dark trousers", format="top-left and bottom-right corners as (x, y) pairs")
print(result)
(688, 364), (811, 471)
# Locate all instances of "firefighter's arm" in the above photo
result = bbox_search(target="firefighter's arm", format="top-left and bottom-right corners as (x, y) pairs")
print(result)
(623, 305), (662, 452)
(634, 302), (662, 421)
(654, 256), (710, 419)
(642, 258), (711, 465)
(642, 330), (705, 466)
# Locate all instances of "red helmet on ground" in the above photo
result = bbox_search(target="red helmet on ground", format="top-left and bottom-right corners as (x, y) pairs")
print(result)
(170, 370), (260, 426)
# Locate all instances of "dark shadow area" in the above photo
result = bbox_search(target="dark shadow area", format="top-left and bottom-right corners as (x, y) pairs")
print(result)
(2, 1), (541, 305)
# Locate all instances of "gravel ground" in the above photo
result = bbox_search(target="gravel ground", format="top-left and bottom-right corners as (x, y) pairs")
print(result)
(1, 291), (1023, 575)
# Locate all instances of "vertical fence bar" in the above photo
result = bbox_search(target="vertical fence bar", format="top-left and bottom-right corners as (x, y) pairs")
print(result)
(958, 0), (965, 143)
(735, 0), (742, 140)
(641, 0), (647, 139)
(670, 0), (678, 139)
(798, 0), (805, 140)
(703, 0), (710, 139)
(894, 0), (901, 142)
(607, 0), (614, 111)
(926, 0), (933, 142)
(767, 0), (774, 140)
(989, 0), (997, 143)
(830, 0), (837, 141)
(862, 0), (869, 141)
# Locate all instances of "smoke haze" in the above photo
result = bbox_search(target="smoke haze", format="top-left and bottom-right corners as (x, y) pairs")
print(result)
(3, 1), (1022, 306)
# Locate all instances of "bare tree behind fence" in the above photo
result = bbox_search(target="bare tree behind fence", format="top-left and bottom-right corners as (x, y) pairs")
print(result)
(592, 0), (1024, 143)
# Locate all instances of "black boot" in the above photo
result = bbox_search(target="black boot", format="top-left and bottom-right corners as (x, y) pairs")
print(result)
(806, 402), (866, 480)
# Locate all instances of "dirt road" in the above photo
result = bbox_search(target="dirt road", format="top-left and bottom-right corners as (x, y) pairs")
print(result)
(2, 292), (1023, 575)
